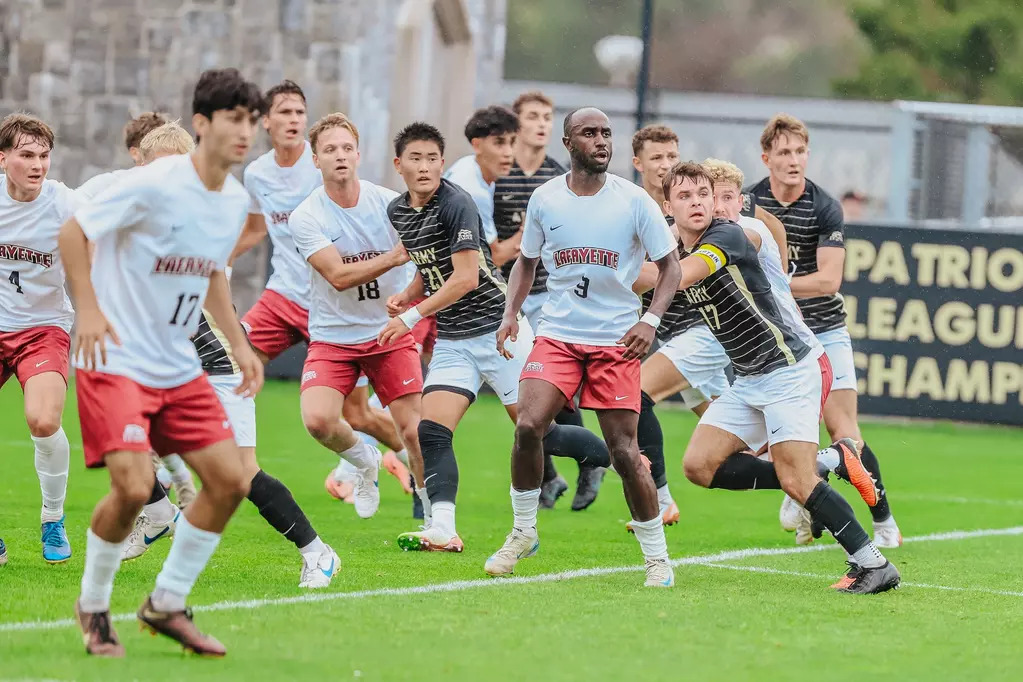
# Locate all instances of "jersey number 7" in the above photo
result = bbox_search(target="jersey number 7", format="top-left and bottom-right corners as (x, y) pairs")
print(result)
(7, 271), (23, 294)
(169, 293), (201, 326)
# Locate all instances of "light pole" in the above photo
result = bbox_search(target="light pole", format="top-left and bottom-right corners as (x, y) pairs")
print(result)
(635, 0), (655, 131)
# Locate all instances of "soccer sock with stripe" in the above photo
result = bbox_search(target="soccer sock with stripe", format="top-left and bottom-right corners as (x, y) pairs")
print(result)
(419, 419), (459, 537)
(708, 452), (782, 490)
(33, 427), (69, 523)
(860, 442), (892, 522)
(804, 481), (885, 568)
(247, 470), (319, 556)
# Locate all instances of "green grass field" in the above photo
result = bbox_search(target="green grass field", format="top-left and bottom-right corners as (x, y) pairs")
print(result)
(1, 379), (1022, 681)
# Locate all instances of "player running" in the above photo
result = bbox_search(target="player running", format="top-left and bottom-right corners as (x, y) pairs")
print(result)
(0, 113), (78, 564)
(60, 68), (266, 657)
(290, 112), (425, 520)
(485, 108), (682, 588)
(382, 122), (612, 553)
(749, 114), (901, 547)
(658, 161), (899, 593)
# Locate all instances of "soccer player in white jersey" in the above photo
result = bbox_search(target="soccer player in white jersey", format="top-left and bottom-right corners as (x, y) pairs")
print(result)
(485, 108), (682, 588)
(0, 113), (77, 564)
(58, 68), (266, 657)
(290, 113), (425, 520)
(75, 112), (169, 202)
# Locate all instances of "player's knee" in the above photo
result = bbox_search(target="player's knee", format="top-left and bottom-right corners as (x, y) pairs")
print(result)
(514, 413), (546, 449)
(682, 454), (713, 488)
(25, 409), (61, 438)
(302, 410), (337, 443)
(399, 418), (420, 451)
(113, 475), (155, 510)
(606, 440), (639, 476)
(775, 464), (816, 502)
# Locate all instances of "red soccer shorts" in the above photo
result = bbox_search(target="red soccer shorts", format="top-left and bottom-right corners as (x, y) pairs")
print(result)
(241, 289), (309, 360)
(301, 336), (423, 407)
(0, 326), (70, 389)
(519, 336), (641, 413)
(76, 371), (234, 468)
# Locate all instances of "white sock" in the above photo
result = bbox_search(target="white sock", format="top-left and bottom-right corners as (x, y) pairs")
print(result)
(850, 541), (886, 569)
(79, 528), (125, 613)
(299, 536), (327, 560)
(817, 447), (840, 472)
(511, 487), (540, 531)
(415, 487), (433, 528)
(144, 497), (176, 526)
(431, 501), (456, 538)
(629, 516), (669, 561)
(395, 448), (409, 466)
(358, 431), (380, 450)
(33, 428), (69, 523)
(656, 484), (673, 509)
(152, 514), (221, 612)
(333, 458), (358, 481)
(340, 440), (377, 471)
(162, 454), (193, 485)
(155, 464), (173, 489)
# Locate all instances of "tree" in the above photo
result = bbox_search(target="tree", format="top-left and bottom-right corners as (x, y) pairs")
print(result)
(834, 0), (1023, 104)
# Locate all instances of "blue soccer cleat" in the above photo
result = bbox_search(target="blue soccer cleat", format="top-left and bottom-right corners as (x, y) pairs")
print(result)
(41, 516), (72, 563)
(0, 537), (7, 566)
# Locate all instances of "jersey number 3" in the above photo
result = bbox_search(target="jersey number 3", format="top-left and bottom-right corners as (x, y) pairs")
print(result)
(7, 271), (23, 294)
(574, 275), (590, 299)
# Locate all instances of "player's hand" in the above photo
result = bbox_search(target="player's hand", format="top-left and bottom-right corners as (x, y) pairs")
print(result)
(496, 315), (519, 359)
(390, 243), (410, 267)
(233, 344), (264, 397)
(378, 316), (412, 346)
(617, 321), (655, 360)
(73, 306), (121, 370)
(386, 292), (410, 317)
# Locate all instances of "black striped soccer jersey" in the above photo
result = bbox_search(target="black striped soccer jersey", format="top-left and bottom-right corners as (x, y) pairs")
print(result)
(192, 310), (239, 376)
(747, 177), (846, 334)
(493, 156), (565, 294)
(682, 218), (811, 377)
(388, 179), (507, 340)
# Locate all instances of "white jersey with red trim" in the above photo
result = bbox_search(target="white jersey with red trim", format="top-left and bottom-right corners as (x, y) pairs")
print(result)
(0, 176), (79, 333)
(73, 154), (249, 388)
(290, 181), (414, 345)
(243, 141), (322, 307)
(521, 173), (677, 346)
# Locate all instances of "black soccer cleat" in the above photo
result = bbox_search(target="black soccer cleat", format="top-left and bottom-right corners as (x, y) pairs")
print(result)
(834, 561), (900, 594)
(571, 466), (605, 511)
(539, 475), (568, 509)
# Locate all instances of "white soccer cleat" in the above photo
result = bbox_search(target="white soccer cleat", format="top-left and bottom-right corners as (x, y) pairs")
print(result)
(644, 558), (675, 587)
(779, 494), (801, 532)
(484, 527), (539, 577)
(396, 527), (464, 552)
(299, 545), (341, 589)
(873, 517), (903, 548)
(352, 445), (381, 519)
(794, 507), (815, 546)
(122, 508), (179, 561)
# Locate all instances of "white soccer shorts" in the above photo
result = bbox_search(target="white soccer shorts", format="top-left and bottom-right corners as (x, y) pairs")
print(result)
(208, 373), (256, 448)
(699, 349), (826, 452)
(423, 318), (535, 405)
(816, 327), (856, 392)
(521, 291), (547, 335)
(655, 325), (730, 406)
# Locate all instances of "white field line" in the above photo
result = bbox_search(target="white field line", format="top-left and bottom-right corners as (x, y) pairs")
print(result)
(896, 493), (1023, 507)
(1, 525), (1020, 634)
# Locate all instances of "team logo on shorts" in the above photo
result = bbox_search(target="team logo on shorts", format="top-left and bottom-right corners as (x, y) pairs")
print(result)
(301, 370), (317, 384)
(122, 424), (147, 443)
(456, 229), (474, 243)
(524, 361), (544, 373)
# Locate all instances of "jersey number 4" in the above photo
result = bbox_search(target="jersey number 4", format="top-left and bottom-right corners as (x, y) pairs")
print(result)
(169, 293), (201, 326)
(7, 271), (23, 294)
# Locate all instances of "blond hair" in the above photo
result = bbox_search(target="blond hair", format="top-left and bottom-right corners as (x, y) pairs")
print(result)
(702, 158), (744, 190)
(138, 121), (194, 161)
(760, 113), (809, 153)
(0, 113), (54, 151)
(309, 113), (360, 153)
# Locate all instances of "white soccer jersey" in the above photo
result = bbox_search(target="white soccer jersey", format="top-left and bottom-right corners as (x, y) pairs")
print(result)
(244, 141), (322, 307)
(522, 173), (676, 346)
(290, 181), (413, 345)
(444, 155), (497, 244)
(73, 154), (250, 388)
(0, 177), (79, 333)
(76, 168), (132, 203)
(739, 216), (820, 351)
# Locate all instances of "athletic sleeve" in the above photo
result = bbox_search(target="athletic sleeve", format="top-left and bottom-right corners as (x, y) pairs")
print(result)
(635, 191), (677, 262)
(519, 192), (545, 259)
(74, 167), (152, 240)
(439, 188), (484, 254)
(289, 202), (331, 261)
(817, 196), (845, 249)
(692, 222), (749, 275)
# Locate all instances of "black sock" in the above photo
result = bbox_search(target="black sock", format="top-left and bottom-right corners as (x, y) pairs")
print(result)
(804, 481), (872, 556)
(247, 470), (318, 549)
(419, 419), (458, 504)
(553, 405), (583, 427)
(860, 442), (892, 522)
(542, 453), (558, 484)
(708, 452), (782, 490)
(147, 478), (167, 504)
(542, 423), (611, 469)
(638, 392), (667, 489)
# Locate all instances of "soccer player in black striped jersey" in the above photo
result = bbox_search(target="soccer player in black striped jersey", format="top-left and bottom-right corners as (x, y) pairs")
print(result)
(381, 123), (613, 553)
(749, 114), (902, 548)
(663, 161), (899, 594)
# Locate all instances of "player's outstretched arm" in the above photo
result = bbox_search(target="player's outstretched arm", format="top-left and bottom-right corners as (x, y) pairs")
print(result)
(307, 243), (409, 292)
(378, 250), (479, 345)
(205, 270), (264, 397)
(58, 217), (120, 369)
(788, 246), (844, 297)
(619, 251), (681, 360)
(228, 213), (268, 266)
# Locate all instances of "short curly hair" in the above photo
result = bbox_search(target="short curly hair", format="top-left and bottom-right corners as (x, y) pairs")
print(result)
(0, 113), (54, 151)
(464, 105), (519, 142)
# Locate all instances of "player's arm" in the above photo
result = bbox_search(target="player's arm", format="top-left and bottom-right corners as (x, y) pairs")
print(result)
(488, 232), (522, 268)
(388, 270), (425, 316)
(676, 223), (750, 290)
(58, 217), (120, 369)
(754, 205), (788, 273)
(789, 200), (845, 297)
(204, 269), (264, 396)
(307, 244), (409, 292)
(228, 212), (268, 266)
(632, 260), (662, 294)
(378, 250), (479, 345)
